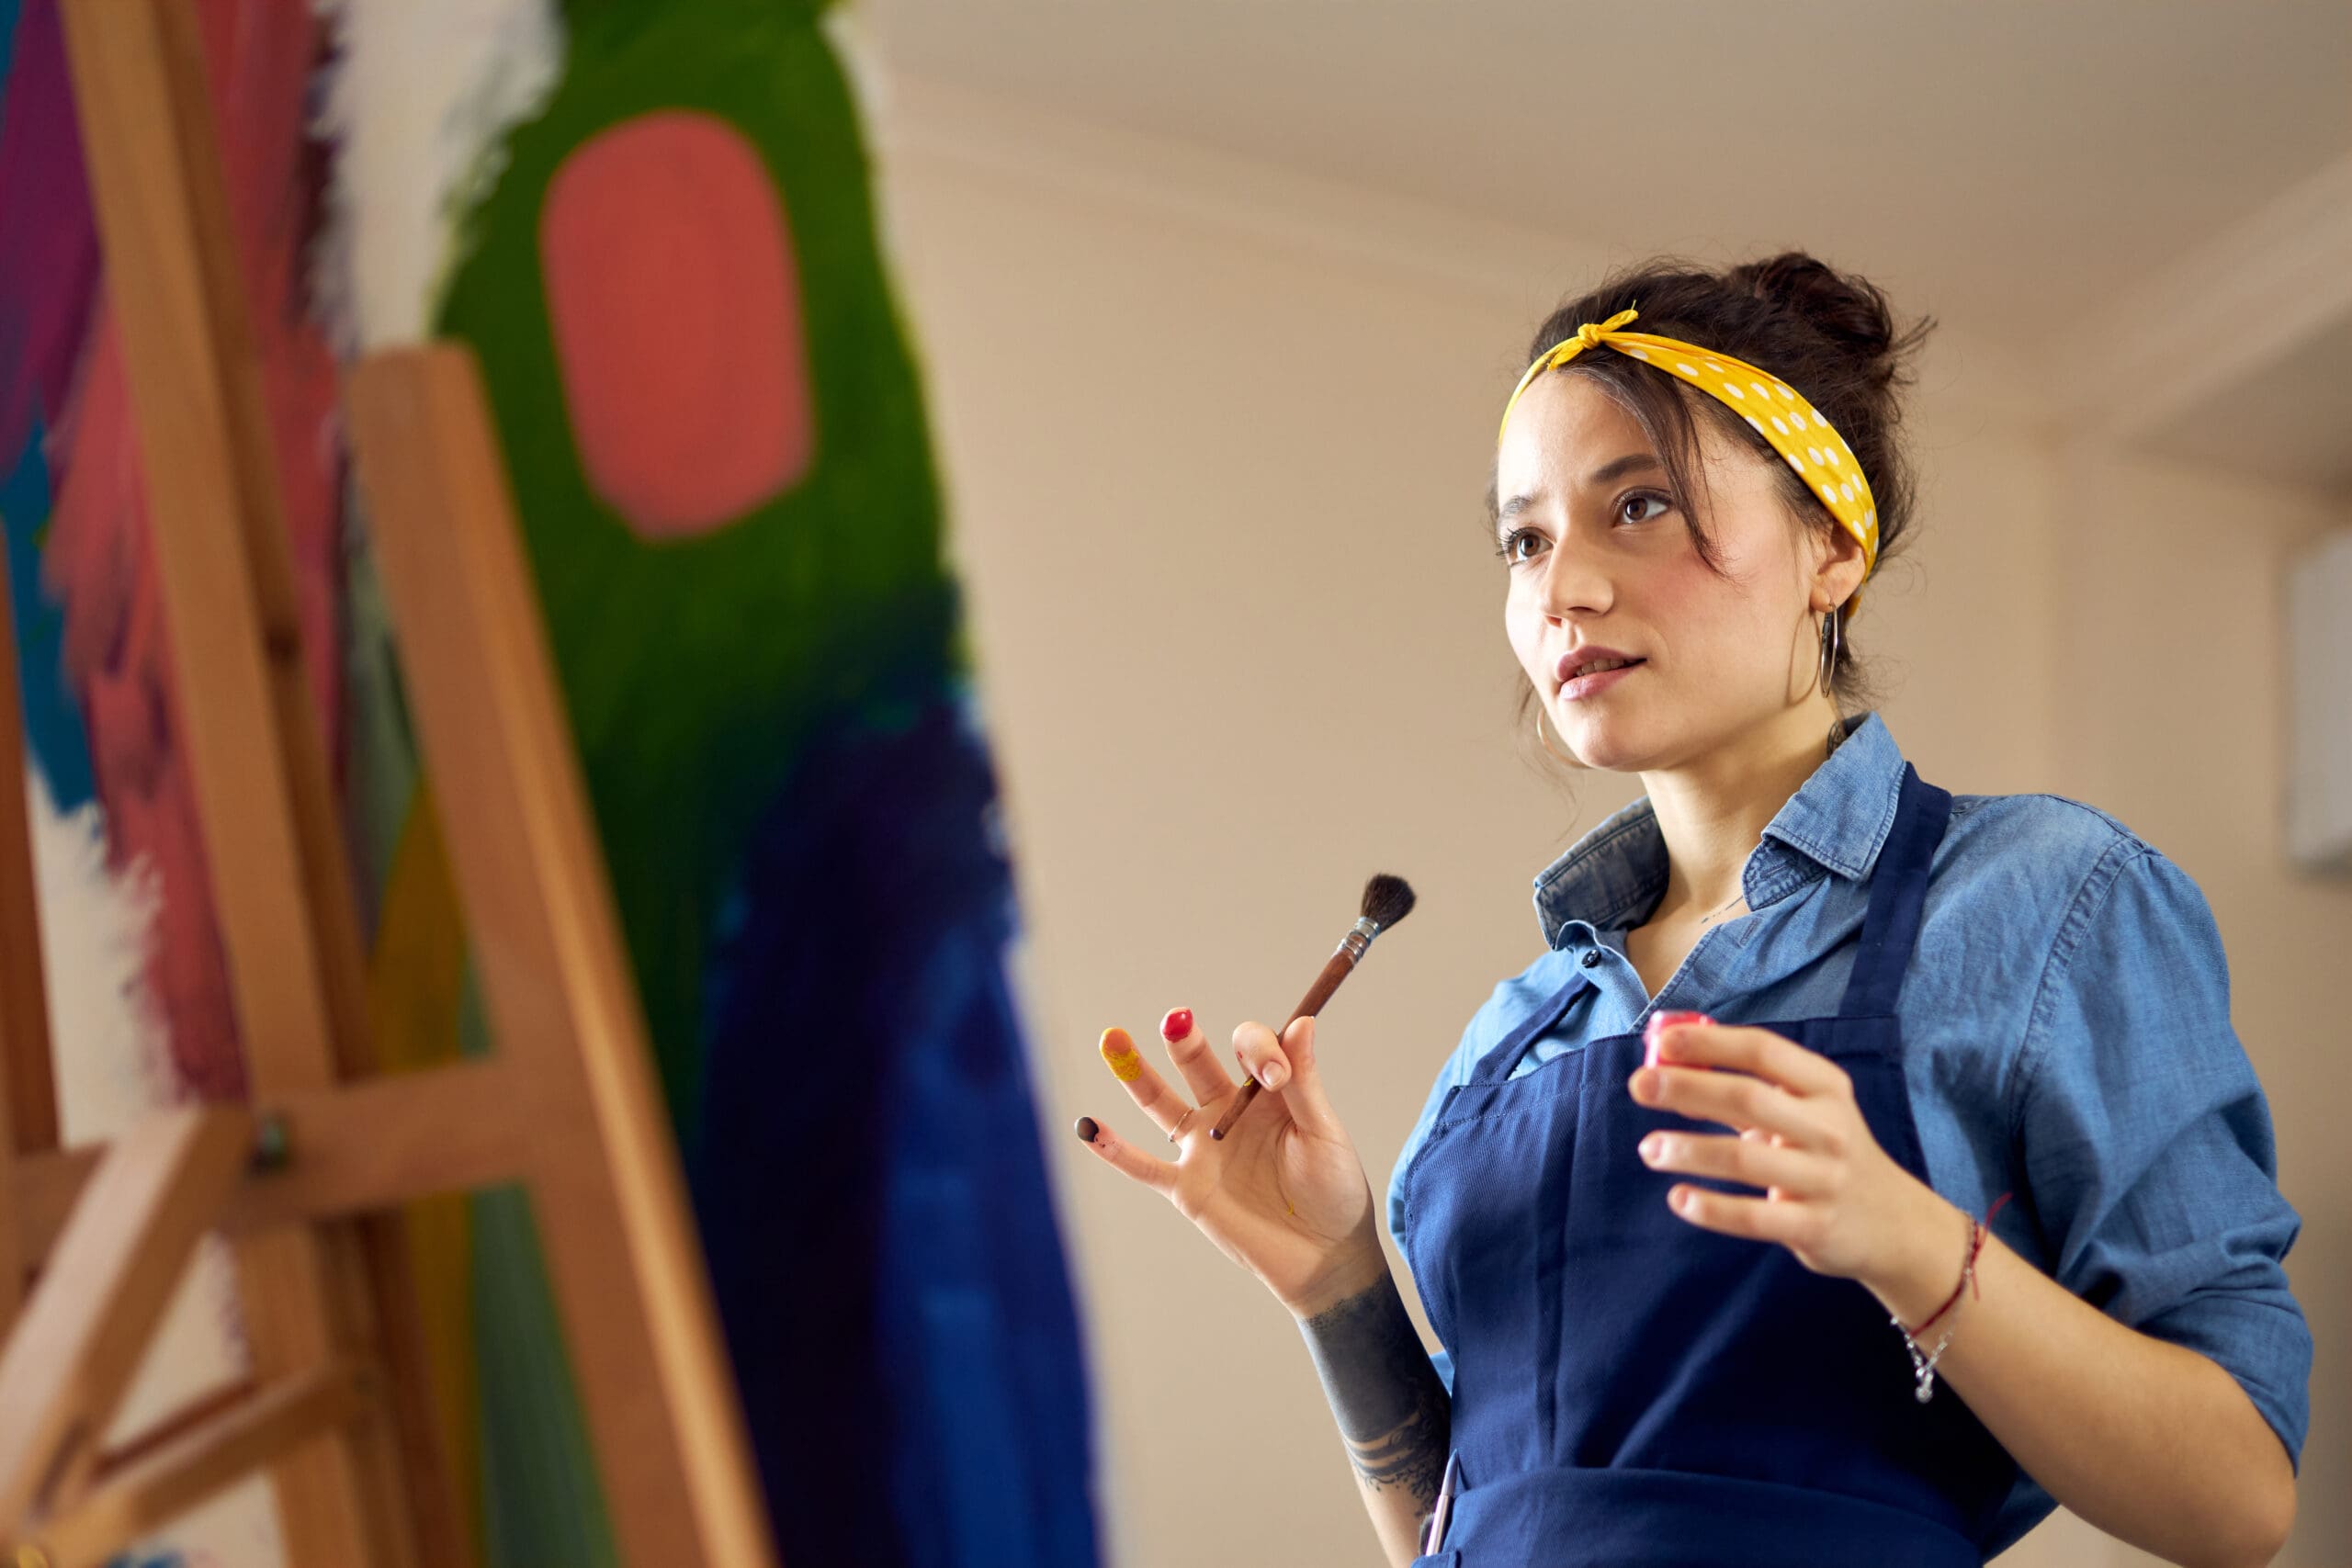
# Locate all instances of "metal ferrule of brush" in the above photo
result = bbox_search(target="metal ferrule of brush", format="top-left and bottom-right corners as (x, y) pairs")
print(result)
(1336, 916), (1382, 964)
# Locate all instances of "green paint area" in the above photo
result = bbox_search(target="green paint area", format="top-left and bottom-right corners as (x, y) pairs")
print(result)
(419, 3), (968, 1560)
(438, 0), (955, 1141)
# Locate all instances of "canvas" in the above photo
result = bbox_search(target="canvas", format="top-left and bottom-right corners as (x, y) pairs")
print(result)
(1, 2), (1102, 1562)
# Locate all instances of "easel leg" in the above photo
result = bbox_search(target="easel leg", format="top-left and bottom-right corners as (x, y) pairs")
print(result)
(0, 514), (62, 1336)
(346, 349), (776, 1568)
(54, 2), (466, 1562)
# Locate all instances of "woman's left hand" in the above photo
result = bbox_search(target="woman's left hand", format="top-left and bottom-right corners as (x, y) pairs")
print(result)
(1626, 1017), (1942, 1291)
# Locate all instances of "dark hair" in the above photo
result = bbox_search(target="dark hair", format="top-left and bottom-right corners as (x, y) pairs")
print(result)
(1496, 251), (1935, 742)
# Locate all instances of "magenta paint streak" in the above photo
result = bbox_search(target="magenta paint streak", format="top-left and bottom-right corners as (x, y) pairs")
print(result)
(46, 317), (247, 1099)
(0, 0), (98, 460)
(190, 0), (345, 757)
(4, 0), (347, 1101)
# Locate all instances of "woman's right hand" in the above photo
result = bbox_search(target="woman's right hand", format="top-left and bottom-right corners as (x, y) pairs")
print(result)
(1076, 1010), (1389, 1318)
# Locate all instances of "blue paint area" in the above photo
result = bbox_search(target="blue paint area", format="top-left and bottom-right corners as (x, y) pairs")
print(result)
(3, 419), (94, 807)
(695, 680), (1102, 1568)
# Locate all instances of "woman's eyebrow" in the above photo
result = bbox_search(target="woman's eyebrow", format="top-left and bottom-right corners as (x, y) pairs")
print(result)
(1497, 453), (1666, 523)
(1582, 452), (1665, 488)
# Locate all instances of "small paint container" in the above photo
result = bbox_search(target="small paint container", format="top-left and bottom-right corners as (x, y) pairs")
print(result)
(1645, 1010), (1713, 1070)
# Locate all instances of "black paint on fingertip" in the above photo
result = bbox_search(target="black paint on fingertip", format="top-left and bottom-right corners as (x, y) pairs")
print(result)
(1074, 1115), (1100, 1144)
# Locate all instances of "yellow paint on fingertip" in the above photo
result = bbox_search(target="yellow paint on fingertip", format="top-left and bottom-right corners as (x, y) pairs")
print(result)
(1100, 1026), (1145, 1082)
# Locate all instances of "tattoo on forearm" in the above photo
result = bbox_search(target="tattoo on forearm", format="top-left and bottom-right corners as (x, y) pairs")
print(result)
(1299, 1280), (1452, 1511)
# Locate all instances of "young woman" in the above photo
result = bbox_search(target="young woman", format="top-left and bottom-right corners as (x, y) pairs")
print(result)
(1074, 254), (2311, 1568)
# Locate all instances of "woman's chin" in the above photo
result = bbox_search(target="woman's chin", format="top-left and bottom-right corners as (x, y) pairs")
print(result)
(1559, 720), (1645, 773)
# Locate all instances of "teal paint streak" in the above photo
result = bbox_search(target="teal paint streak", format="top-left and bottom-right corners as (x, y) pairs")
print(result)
(0, 0), (21, 101)
(4, 420), (95, 806)
(471, 1188), (619, 1568)
(460, 965), (618, 1568)
(338, 528), (420, 923)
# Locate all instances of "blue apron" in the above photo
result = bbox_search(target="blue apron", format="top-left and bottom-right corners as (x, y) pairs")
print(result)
(1394, 761), (2019, 1566)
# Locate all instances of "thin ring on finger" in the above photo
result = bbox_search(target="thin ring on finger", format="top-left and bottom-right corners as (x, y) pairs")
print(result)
(1167, 1106), (1195, 1143)
(1100, 1026), (1193, 1139)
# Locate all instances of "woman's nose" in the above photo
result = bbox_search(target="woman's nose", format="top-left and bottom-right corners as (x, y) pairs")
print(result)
(1538, 535), (1611, 618)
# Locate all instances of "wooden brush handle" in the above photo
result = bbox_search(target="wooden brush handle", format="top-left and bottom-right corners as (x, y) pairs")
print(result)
(1208, 947), (1359, 1140)
(1287, 947), (1358, 1028)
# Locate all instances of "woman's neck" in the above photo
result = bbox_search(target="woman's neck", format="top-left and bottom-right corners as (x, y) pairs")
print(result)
(1640, 706), (1846, 923)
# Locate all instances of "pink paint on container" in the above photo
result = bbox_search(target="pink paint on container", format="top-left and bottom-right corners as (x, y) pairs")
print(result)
(1645, 1010), (1713, 1069)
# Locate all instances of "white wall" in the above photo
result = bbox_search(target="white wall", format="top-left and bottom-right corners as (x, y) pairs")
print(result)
(2043, 445), (2352, 1563)
(874, 84), (2348, 1566)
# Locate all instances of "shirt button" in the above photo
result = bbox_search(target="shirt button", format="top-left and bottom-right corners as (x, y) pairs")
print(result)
(1580, 948), (1603, 967)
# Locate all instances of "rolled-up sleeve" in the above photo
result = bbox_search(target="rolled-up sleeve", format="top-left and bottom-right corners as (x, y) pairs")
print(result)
(2013, 842), (2312, 1471)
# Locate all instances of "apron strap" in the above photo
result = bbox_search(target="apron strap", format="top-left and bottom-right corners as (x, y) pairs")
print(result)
(1838, 761), (1955, 1020)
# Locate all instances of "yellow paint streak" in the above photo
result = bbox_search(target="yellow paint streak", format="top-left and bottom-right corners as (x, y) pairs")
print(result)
(1100, 1026), (1144, 1083)
(365, 785), (481, 1544)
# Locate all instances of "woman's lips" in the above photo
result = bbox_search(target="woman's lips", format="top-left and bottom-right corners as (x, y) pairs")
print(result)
(1560, 659), (1645, 700)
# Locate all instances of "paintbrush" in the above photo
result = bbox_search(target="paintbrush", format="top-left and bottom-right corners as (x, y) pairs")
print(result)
(1209, 872), (1417, 1141)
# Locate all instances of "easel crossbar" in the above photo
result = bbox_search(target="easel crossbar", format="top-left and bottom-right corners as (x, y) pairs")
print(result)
(13, 1059), (535, 1270)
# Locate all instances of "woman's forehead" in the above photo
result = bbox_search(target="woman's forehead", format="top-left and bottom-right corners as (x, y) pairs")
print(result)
(1495, 373), (1666, 502)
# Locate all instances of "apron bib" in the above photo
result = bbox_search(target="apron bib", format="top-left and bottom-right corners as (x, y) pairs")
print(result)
(1394, 762), (2018, 1566)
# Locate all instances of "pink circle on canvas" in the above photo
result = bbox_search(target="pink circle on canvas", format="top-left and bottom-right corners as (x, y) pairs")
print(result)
(539, 109), (814, 538)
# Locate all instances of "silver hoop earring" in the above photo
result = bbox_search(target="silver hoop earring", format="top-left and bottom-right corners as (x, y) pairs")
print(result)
(1817, 603), (1850, 758)
(1533, 705), (1588, 769)
(1815, 604), (1844, 699)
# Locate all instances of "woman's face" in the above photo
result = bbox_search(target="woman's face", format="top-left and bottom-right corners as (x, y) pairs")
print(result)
(1495, 369), (1856, 772)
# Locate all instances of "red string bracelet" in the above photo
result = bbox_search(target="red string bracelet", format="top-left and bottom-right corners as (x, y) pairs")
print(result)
(1892, 1191), (2014, 1402)
(1907, 1190), (2015, 1335)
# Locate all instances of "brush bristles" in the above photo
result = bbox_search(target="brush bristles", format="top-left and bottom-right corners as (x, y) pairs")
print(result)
(1361, 873), (1417, 931)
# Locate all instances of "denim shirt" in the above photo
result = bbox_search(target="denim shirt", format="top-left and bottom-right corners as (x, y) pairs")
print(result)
(1386, 709), (2312, 1557)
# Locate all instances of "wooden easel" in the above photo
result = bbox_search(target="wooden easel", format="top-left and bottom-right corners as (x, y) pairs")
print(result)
(0, 3), (778, 1565)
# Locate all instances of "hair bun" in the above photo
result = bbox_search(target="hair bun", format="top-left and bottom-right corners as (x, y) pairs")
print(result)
(1728, 252), (1913, 383)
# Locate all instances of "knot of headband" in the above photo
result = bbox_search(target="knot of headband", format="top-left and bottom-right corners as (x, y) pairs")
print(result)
(1498, 305), (1878, 610)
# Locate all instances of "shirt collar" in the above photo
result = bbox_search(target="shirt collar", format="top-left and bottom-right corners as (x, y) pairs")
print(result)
(1531, 709), (1907, 949)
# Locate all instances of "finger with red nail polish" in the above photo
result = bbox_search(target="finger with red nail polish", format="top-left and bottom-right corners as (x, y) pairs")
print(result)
(1645, 1010), (1714, 1070)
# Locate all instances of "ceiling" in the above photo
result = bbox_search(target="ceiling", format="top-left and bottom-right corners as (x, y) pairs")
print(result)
(863, 0), (2352, 495)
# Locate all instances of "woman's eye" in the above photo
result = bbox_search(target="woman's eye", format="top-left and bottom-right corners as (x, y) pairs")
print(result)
(1498, 498), (1664, 563)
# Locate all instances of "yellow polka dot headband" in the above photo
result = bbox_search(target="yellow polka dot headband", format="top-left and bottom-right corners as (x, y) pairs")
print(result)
(1498, 306), (1879, 606)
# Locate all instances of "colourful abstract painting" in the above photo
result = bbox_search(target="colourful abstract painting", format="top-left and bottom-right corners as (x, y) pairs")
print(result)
(1, 1), (1102, 1562)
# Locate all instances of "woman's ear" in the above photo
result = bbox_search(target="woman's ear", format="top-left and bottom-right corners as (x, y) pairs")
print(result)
(1813, 522), (1869, 611)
